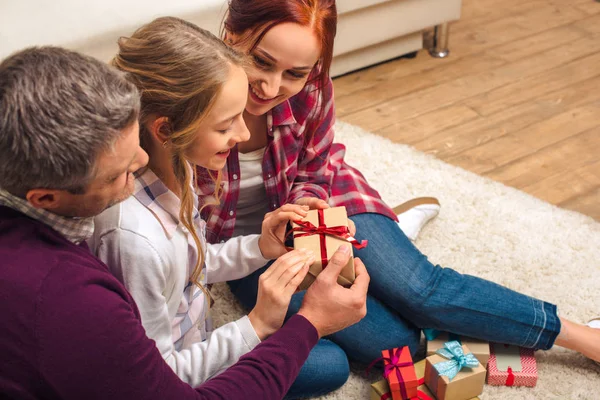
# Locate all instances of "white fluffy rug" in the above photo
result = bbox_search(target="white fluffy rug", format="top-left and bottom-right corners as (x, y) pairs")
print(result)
(211, 121), (600, 399)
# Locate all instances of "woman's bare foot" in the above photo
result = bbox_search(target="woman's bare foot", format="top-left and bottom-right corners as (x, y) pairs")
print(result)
(554, 317), (600, 363)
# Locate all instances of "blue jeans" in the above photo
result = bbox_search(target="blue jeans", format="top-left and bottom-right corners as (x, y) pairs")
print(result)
(228, 213), (561, 399)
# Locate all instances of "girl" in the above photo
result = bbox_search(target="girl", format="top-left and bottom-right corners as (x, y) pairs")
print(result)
(196, 0), (600, 396)
(89, 17), (317, 388)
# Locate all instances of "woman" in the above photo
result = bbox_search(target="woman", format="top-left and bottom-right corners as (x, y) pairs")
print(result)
(89, 17), (318, 388)
(196, 0), (600, 395)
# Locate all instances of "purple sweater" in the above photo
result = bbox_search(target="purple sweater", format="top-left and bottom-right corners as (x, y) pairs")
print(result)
(0, 206), (318, 399)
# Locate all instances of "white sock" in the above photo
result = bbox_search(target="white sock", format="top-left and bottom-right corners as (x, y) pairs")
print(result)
(397, 204), (440, 241)
(587, 319), (600, 329)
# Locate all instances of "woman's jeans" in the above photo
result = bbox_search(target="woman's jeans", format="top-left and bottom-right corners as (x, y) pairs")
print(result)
(228, 213), (561, 399)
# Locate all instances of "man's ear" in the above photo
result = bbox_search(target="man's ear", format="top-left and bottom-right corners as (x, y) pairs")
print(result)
(26, 189), (65, 211)
(147, 116), (171, 145)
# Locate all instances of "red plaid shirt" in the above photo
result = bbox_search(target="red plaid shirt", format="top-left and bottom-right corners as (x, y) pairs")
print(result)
(197, 78), (397, 244)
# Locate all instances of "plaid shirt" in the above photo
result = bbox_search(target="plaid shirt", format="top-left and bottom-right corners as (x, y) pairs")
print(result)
(133, 168), (209, 349)
(197, 78), (396, 244)
(0, 188), (94, 244)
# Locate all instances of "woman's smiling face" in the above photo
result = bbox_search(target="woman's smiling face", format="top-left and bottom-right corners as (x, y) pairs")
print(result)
(232, 22), (321, 116)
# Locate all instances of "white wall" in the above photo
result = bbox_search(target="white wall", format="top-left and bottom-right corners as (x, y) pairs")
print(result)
(0, 0), (227, 61)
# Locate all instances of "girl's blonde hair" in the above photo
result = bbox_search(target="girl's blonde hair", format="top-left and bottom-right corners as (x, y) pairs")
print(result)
(113, 16), (245, 304)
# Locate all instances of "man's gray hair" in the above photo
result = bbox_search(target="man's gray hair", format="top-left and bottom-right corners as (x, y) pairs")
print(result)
(0, 46), (140, 197)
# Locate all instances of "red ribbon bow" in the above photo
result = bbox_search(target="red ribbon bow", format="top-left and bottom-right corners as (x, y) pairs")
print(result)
(290, 209), (367, 268)
(367, 347), (413, 400)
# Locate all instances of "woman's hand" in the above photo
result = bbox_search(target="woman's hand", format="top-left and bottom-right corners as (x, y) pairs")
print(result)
(248, 249), (314, 340)
(258, 204), (309, 259)
(294, 197), (329, 210)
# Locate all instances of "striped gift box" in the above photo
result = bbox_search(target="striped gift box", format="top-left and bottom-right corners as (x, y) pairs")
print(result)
(487, 343), (537, 387)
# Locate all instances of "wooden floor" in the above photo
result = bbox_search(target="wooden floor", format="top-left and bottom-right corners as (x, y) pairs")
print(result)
(333, 0), (600, 221)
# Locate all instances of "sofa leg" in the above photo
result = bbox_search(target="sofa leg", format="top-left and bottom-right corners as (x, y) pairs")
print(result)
(429, 23), (450, 58)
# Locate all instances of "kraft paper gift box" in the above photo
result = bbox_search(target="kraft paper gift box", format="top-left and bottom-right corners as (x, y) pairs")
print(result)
(425, 342), (486, 400)
(381, 347), (419, 400)
(370, 379), (434, 400)
(424, 329), (490, 367)
(370, 379), (393, 400)
(292, 206), (365, 290)
(487, 343), (537, 387)
(371, 360), (480, 400)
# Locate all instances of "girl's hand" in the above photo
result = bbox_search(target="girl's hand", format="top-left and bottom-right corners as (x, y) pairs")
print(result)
(294, 197), (329, 210)
(348, 219), (356, 237)
(248, 249), (314, 340)
(258, 204), (309, 259)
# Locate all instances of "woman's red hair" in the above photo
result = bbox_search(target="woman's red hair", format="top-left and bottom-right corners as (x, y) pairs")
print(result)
(224, 0), (337, 91)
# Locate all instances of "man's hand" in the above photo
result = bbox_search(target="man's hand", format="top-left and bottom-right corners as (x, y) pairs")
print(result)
(248, 249), (314, 340)
(298, 246), (369, 337)
(258, 204), (309, 259)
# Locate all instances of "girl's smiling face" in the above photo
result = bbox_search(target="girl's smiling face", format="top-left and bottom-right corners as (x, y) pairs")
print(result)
(185, 64), (250, 170)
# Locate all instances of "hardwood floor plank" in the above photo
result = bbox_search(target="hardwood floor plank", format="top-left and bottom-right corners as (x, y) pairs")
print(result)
(559, 187), (600, 220)
(464, 48), (600, 116)
(522, 160), (600, 205)
(483, 127), (600, 188)
(412, 75), (600, 157)
(486, 24), (585, 63)
(446, 103), (600, 174)
(375, 105), (480, 145)
(574, 0), (600, 16)
(573, 13), (600, 34)
(450, 4), (587, 56)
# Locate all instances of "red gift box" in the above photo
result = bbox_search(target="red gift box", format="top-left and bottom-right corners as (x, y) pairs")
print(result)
(487, 343), (537, 387)
(381, 347), (419, 400)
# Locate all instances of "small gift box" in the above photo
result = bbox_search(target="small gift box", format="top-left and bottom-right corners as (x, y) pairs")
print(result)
(371, 360), (479, 400)
(424, 329), (490, 367)
(291, 206), (366, 290)
(381, 347), (419, 400)
(487, 343), (537, 387)
(425, 341), (486, 400)
(370, 378), (433, 400)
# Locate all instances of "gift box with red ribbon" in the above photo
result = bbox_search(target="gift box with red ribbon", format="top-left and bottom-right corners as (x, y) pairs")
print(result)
(487, 343), (537, 387)
(370, 359), (480, 400)
(380, 347), (419, 400)
(291, 206), (367, 290)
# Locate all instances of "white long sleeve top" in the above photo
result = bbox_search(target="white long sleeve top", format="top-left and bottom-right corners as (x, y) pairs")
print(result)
(88, 168), (269, 386)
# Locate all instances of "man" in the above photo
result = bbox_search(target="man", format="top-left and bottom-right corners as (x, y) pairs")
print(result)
(0, 46), (369, 400)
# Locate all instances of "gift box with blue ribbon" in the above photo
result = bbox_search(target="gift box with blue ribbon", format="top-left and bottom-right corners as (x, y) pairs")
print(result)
(424, 341), (486, 400)
(423, 328), (490, 367)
